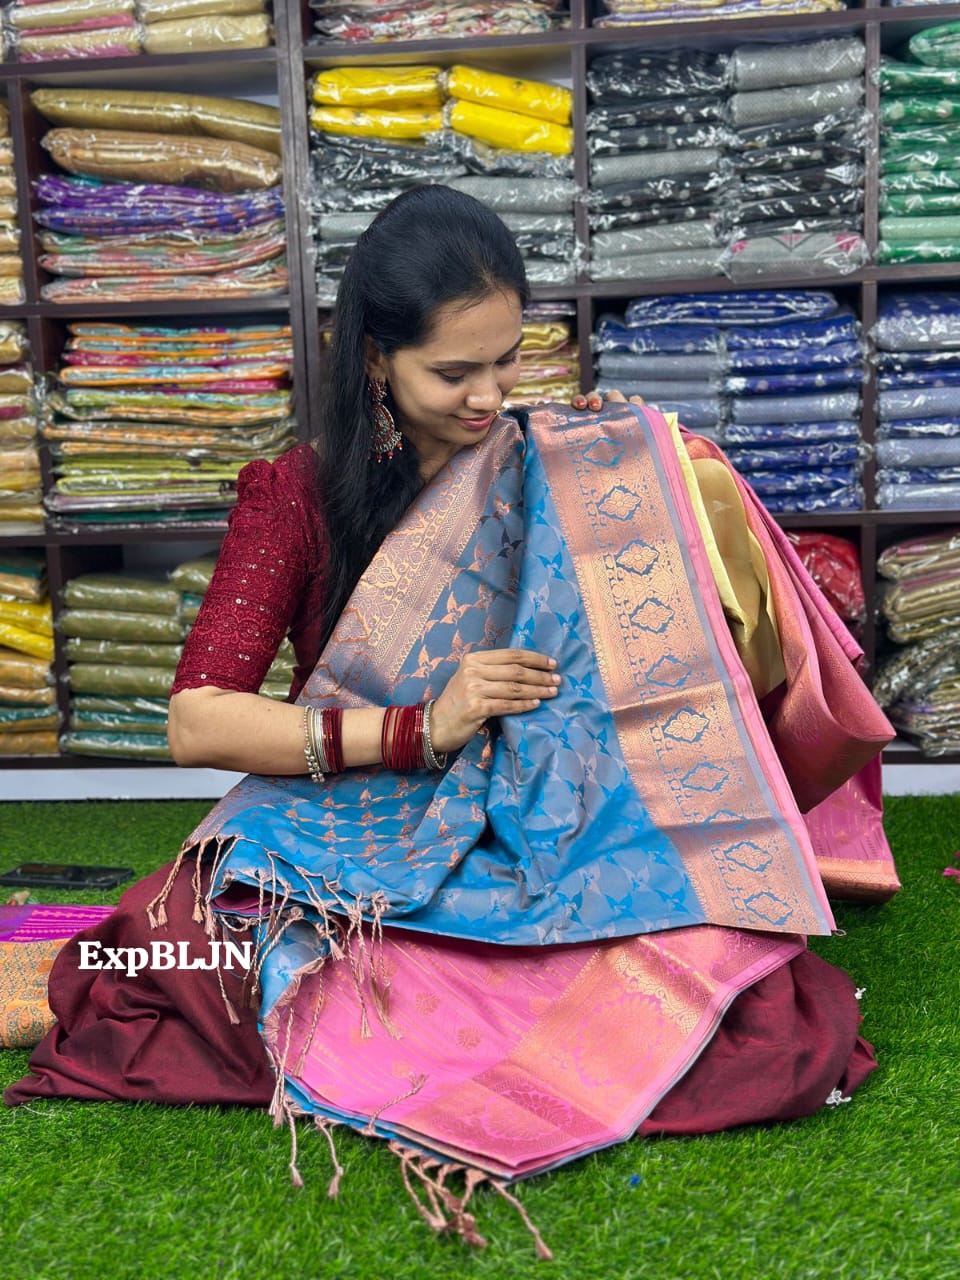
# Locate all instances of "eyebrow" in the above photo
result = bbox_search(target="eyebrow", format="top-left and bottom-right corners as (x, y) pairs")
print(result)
(431, 336), (523, 370)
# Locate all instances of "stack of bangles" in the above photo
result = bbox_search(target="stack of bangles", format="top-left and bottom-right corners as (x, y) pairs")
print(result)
(302, 701), (448, 783)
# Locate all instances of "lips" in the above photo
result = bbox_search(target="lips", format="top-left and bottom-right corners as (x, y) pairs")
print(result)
(458, 412), (497, 430)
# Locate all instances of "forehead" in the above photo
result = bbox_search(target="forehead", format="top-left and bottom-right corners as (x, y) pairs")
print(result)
(416, 289), (523, 358)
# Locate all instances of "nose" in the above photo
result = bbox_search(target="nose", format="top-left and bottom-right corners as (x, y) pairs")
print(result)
(465, 369), (503, 412)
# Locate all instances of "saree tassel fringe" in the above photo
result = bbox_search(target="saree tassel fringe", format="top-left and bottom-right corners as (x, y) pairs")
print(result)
(388, 1141), (552, 1259)
(314, 1116), (345, 1198)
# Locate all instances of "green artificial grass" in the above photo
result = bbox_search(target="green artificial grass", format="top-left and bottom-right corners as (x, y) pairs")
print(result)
(1, 797), (958, 1280)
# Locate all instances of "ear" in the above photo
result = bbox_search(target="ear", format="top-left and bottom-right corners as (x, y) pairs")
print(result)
(364, 336), (387, 382)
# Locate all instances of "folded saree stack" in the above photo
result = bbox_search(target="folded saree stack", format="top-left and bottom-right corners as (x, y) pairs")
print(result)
(586, 49), (730, 282)
(595, 289), (866, 510)
(308, 0), (567, 42)
(30, 89), (286, 304)
(3, 0), (142, 61)
(61, 563), (296, 759)
(873, 528), (960, 754)
(0, 104), (23, 304)
(0, 551), (57, 756)
(508, 302), (580, 405)
(309, 66), (576, 304)
(872, 291), (960, 509)
(41, 320), (296, 529)
(137, 0), (273, 55)
(879, 25), (960, 264)
(725, 37), (868, 280)
(0, 321), (42, 531)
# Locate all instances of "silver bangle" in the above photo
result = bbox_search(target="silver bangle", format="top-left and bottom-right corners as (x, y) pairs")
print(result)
(303, 706), (325, 783)
(422, 699), (448, 771)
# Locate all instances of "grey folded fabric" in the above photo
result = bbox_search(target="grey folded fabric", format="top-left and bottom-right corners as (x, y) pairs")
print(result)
(593, 387), (723, 428)
(596, 351), (726, 379)
(729, 80), (863, 128)
(590, 148), (723, 185)
(729, 38), (865, 92)
(523, 259), (577, 285)
(594, 376), (721, 399)
(590, 220), (718, 256)
(731, 391), (860, 424)
(590, 248), (725, 280)
(448, 176), (577, 213)
(500, 213), (575, 235)
(317, 210), (374, 241)
(880, 386), (960, 419)
(726, 232), (868, 278)
(876, 437), (960, 466)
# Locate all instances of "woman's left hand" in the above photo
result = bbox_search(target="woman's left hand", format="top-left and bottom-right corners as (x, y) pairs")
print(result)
(572, 389), (646, 410)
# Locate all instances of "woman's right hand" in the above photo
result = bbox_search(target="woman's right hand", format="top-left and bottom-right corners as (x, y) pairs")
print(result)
(429, 648), (560, 754)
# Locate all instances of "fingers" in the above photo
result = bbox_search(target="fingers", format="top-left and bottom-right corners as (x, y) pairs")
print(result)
(468, 648), (557, 671)
(572, 391), (603, 411)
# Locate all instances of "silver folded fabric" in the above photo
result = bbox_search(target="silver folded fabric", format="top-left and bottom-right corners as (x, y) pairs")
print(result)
(590, 220), (718, 256)
(590, 148), (723, 185)
(596, 351), (726, 379)
(876, 436), (960, 466)
(500, 213), (575, 235)
(729, 38), (865, 92)
(447, 176), (577, 213)
(729, 80), (863, 128)
(590, 248), (725, 280)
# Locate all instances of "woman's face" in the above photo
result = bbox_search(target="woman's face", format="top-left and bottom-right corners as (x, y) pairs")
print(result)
(369, 288), (524, 480)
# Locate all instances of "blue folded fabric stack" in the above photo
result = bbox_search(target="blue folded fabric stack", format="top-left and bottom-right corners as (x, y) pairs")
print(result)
(873, 290), (960, 510)
(594, 288), (866, 512)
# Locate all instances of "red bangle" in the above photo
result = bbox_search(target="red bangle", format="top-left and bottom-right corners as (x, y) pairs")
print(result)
(381, 704), (428, 771)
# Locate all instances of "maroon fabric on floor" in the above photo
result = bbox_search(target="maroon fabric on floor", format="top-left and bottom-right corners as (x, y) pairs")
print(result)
(639, 949), (875, 1135)
(3, 860), (274, 1107)
(5, 862), (875, 1131)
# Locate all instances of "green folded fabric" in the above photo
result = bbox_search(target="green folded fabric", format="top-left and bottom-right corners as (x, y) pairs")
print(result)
(880, 59), (960, 93)
(65, 638), (183, 667)
(881, 189), (960, 214)
(878, 238), (960, 263)
(909, 23), (960, 69)
(881, 213), (960, 238)
(67, 663), (175, 698)
(63, 574), (182, 615)
(882, 144), (960, 173)
(61, 609), (185, 643)
(60, 731), (171, 760)
(883, 167), (960, 193)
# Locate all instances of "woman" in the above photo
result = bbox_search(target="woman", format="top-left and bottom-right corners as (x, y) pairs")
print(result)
(5, 186), (895, 1250)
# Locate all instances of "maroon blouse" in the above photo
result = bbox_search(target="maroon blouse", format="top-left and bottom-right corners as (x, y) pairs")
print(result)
(170, 444), (329, 703)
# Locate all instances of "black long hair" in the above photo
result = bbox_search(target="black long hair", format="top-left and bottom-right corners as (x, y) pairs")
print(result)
(315, 184), (530, 647)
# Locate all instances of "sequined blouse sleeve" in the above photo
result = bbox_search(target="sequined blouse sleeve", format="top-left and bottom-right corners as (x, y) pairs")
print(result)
(170, 445), (326, 698)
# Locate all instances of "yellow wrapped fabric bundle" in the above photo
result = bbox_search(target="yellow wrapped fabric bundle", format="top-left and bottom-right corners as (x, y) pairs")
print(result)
(0, 229), (20, 256)
(0, 324), (26, 366)
(0, 649), (51, 687)
(443, 66), (572, 125)
(7, 0), (135, 27)
(31, 89), (281, 156)
(312, 66), (443, 110)
(42, 129), (281, 193)
(444, 99), (572, 156)
(521, 320), (573, 351)
(0, 731), (58, 755)
(141, 13), (271, 53)
(0, 624), (53, 662)
(17, 27), (141, 58)
(0, 683), (55, 706)
(309, 106), (443, 140)
(0, 600), (53, 638)
(139, 0), (264, 20)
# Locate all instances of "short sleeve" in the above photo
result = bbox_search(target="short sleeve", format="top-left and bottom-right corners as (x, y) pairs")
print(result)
(171, 446), (323, 697)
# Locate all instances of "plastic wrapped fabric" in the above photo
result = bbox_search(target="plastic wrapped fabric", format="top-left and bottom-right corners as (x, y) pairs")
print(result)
(311, 67), (443, 109)
(876, 349), (960, 372)
(590, 249), (725, 280)
(736, 188), (863, 225)
(0, 730), (59, 755)
(7, 0), (127, 23)
(311, 1), (559, 43)
(0, 623), (52, 662)
(878, 465), (960, 486)
(594, 389), (724, 428)
(785, 530), (866, 624)
(0, 553), (46, 604)
(739, 164), (864, 200)
(66, 663), (175, 697)
(591, 148), (723, 184)
(443, 100), (572, 156)
(139, 0), (265, 17)
(0, 681), (55, 706)
(880, 214), (960, 240)
(724, 232), (868, 279)
(754, 487), (863, 513)
(588, 196), (722, 228)
(60, 609), (185, 643)
(0, 323), (27, 365)
(591, 218), (722, 252)
(729, 81), (863, 129)
(583, 98), (724, 129)
(596, 351), (725, 379)
(450, 135), (573, 179)
(15, 25), (142, 60)
(446, 176), (576, 212)
(908, 22), (960, 68)
(877, 483), (960, 509)
(877, 437), (960, 467)
(60, 731), (171, 759)
(594, 317), (721, 352)
(880, 58), (960, 93)
(729, 339), (864, 372)
(731, 391), (859, 425)
(882, 95), (960, 127)
(30, 90), (281, 155)
(42, 129), (281, 194)
(167, 556), (217, 593)
(723, 441), (862, 470)
(623, 289), (839, 325)
(65, 638), (183, 666)
(723, 420), (861, 444)
(882, 145), (960, 175)
(882, 190), (960, 215)
(729, 38), (864, 91)
(586, 122), (723, 155)
(873, 291), (960, 349)
(726, 368), (864, 394)
(442, 66), (571, 125)
(877, 526), (960, 581)
(141, 12), (271, 51)
(311, 136), (466, 189)
(585, 48), (727, 102)
(880, 385), (960, 419)
(596, 376), (721, 401)
(878, 240), (960, 264)
(879, 367), (960, 389)
(874, 634), (959, 711)
(0, 706), (58, 730)
(726, 314), (859, 349)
